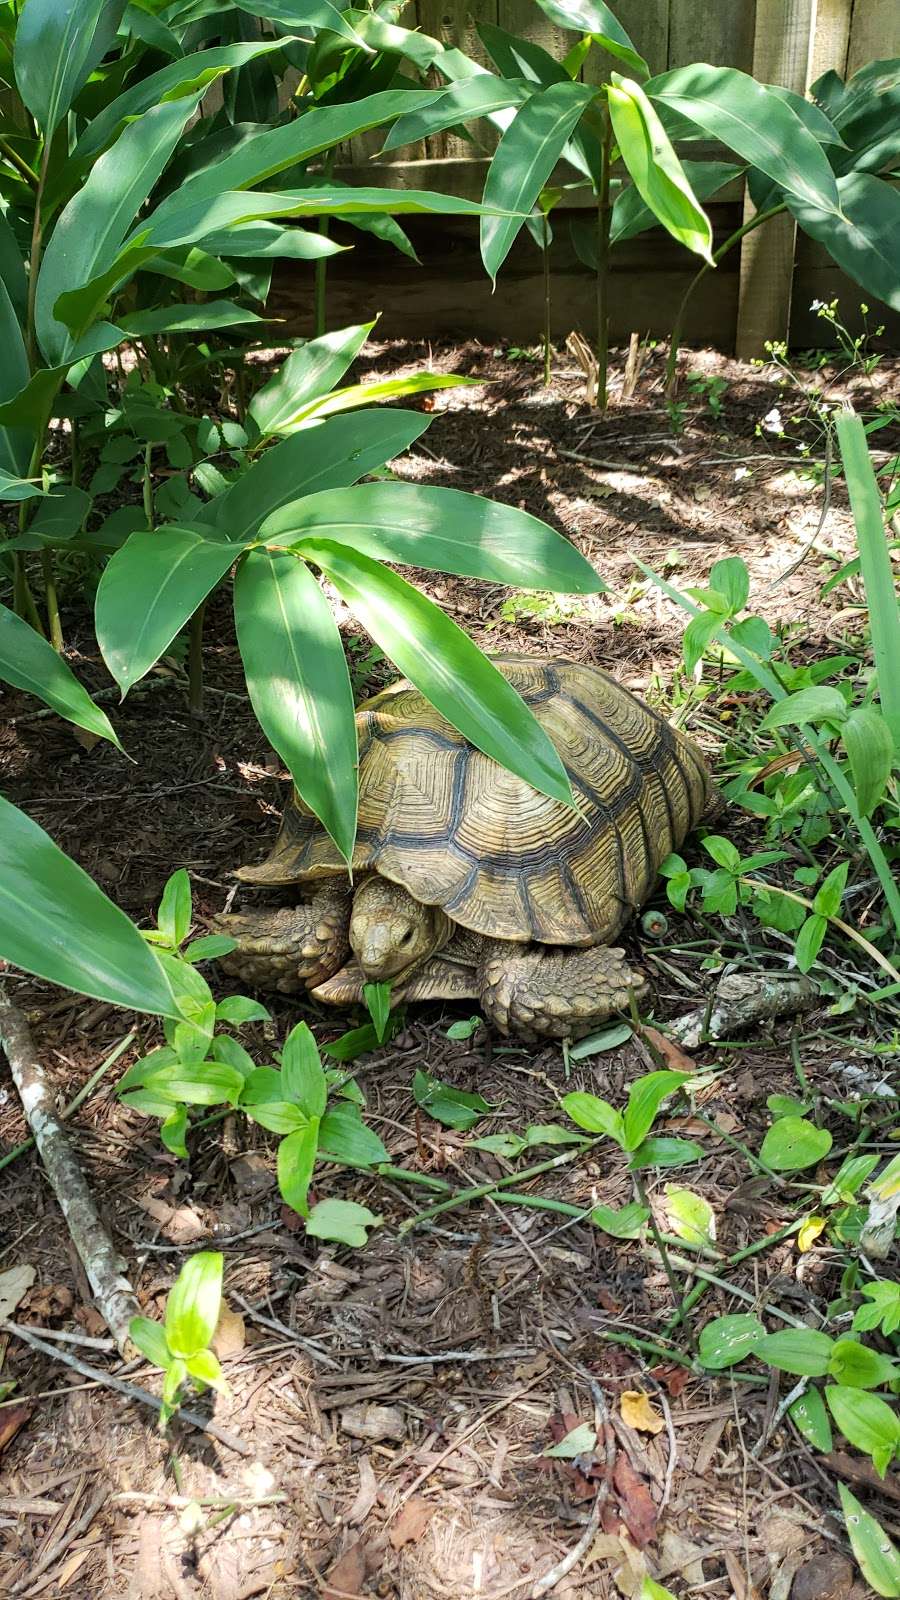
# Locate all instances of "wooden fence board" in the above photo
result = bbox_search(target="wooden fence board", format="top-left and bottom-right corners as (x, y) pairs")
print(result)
(809, 0), (852, 82)
(582, 0), (670, 85)
(668, 0), (756, 69)
(846, 0), (900, 74)
(416, 0), (500, 160)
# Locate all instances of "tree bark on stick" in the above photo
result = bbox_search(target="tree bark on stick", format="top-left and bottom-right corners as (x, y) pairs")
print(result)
(0, 989), (140, 1355)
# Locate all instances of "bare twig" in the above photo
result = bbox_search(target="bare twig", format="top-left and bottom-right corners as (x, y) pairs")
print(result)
(1, 1321), (252, 1456)
(531, 1381), (614, 1598)
(0, 992), (139, 1353)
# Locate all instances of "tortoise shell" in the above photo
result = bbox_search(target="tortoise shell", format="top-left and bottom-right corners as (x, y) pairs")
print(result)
(238, 655), (711, 948)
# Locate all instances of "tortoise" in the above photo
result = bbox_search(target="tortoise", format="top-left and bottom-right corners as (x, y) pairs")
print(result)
(218, 655), (714, 1040)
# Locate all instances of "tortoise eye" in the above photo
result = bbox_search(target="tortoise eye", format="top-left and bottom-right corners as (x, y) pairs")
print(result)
(399, 927), (415, 946)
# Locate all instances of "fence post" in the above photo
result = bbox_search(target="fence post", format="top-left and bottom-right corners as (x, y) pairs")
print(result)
(734, 0), (820, 359)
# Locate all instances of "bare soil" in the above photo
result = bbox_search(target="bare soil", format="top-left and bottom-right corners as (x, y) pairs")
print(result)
(1, 340), (897, 1600)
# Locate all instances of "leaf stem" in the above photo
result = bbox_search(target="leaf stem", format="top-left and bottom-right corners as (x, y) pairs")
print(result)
(396, 1138), (604, 1234)
(313, 150), (336, 338)
(665, 204), (785, 394)
(542, 210), (552, 386)
(663, 1217), (800, 1337)
(594, 108), (613, 409)
(0, 135), (39, 188)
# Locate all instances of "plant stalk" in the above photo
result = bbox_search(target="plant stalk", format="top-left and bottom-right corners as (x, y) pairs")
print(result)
(314, 151), (336, 338)
(594, 108), (613, 409)
(188, 600), (206, 717)
(143, 444), (154, 530)
(0, 134), (39, 188)
(396, 1138), (604, 1233)
(41, 548), (63, 651)
(542, 210), (552, 386)
(665, 204), (785, 394)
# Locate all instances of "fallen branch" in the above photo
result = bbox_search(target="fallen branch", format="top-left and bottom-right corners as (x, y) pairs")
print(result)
(667, 969), (817, 1048)
(0, 990), (139, 1354)
(1, 1320), (252, 1457)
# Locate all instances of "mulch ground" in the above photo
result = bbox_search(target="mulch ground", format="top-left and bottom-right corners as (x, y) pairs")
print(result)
(1, 337), (898, 1600)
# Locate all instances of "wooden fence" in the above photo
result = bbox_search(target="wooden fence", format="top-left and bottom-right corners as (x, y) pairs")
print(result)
(291, 0), (900, 352)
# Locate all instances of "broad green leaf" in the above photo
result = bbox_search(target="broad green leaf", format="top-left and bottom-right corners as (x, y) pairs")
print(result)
(828, 1338), (899, 1389)
(710, 556), (750, 613)
(184, 934), (236, 964)
(14, 0), (122, 138)
(591, 1202), (649, 1238)
(36, 95), (203, 364)
(208, 1037), (257, 1078)
(233, 550), (358, 861)
(566, 1022), (633, 1058)
(72, 38), (290, 161)
(788, 171), (900, 313)
(185, 1348), (228, 1393)
(641, 1583), (678, 1600)
(789, 1387), (833, 1451)
(0, 209), (27, 324)
(545, 1421), (597, 1457)
(363, 981), (392, 1043)
(95, 525), (237, 695)
(277, 1118), (320, 1217)
(157, 869), (191, 947)
(628, 1136), (703, 1169)
(317, 1105), (389, 1166)
(382, 75), (527, 153)
(300, 541), (575, 811)
(702, 834), (740, 871)
(0, 277), (32, 479)
(835, 86), (900, 174)
(760, 1116), (832, 1172)
(622, 1069), (693, 1151)
(198, 222), (347, 261)
(827, 1386), (900, 1475)
(794, 913), (827, 973)
(24, 486), (91, 547)
(480, 80), (595, 280)
(841, 706), (895, 817)
(164, 1251), (223, 1359)
(46, 243), (158, 346)
(698, 1314), (765, 1370)
(532, 0), (647, 75)
(0, 470), (44, 502)
(0, 796), (176, 1016)
(607, 75), (712, 262)
(129, 1315), (171, 1369)
(248, 321), (373, 440)
(141, 1062), (243, 1105)
(160, 1104), (189, 1160)
(274, 372), (480, 430)
(0, 602), (121, 748)
(119, 301), (266, 337)
(207, 411), (430, 542)
(562, 1091), (624, 1143)
(161, 1357), (187, 1410)
(756, 1329), (833, 1376)
(474, 22), (601, 185)
(814, 860), (849, 919)
(760, 686), (848, 728)
(665, 1185), (716, 1248)
(838, 1485), (900, 1597)
(412, 1071), (491, 1132)
(306, 1198), (381, 1247)
(0, 324), (125, 436)
(232, 0), (370, 44)
(140, 185), (499, 252)
(646, 65), (840, 214)
(836, 410), (900, 752)
(281, 1022), (327, 1118)
(141, 91), (446, 233)
(610, 160), (743, 246)
(682, 610), (721, 673)
(264, 482), (603, 594)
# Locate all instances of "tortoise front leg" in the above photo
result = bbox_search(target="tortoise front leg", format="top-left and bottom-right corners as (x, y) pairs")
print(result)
(216, 885), (350, 995)
(479, 941), (648, 1041)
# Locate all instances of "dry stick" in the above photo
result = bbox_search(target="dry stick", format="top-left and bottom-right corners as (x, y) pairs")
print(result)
(1, 1320), (252, 1456)
(530, 1381), (614, 1600)
(0, 993), (139, 1354)
(0, 1027), (136, 1174)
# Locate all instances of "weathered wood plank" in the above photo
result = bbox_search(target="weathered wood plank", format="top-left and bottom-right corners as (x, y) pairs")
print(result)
(735, 0), (816, 359)
(416, 0), (500, 159)
(668, 0), (754, 69)
(809, 0), (852, 83)
(846, 0), (900, 75)
(582, 0), (669, 84)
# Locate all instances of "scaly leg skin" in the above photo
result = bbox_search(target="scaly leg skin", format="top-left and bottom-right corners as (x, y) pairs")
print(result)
(479, 940), (649, 1042)
(216, 885), (351, 994)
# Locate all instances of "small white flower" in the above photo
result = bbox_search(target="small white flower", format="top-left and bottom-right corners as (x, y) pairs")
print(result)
(734, 466), (750, 481)
(762, 406), (784, 434)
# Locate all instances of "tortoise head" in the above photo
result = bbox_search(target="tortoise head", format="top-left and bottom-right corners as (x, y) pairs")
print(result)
(350, 877), (451, 984)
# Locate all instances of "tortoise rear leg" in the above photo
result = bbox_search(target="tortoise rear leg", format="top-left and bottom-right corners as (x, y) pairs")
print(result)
(479, 941), (649, 1042)
(215, 885), (350, 995)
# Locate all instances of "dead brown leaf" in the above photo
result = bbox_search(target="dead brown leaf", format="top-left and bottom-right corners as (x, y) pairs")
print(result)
(210, 1303), (245, 1360)
(25, 1283), (74, 1319)
(791, 1552), (854, 1600)
(513, 1352), (550, 1382)
(0, 1265), (35, 1318)
(612, 1452), (658, 1548)
(620, 1390), (665, 1435)
(389, 1496), (436, 1550)
(639, 1026), (696, 1074)
(0, 1404), (31, 1455)
(323, 1540), (366, 1599)
(650, 1364), (689, 1399)
(348, 1455), (378, 1525)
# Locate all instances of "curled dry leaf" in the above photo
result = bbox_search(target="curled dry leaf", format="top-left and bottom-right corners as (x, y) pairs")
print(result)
(0, 1264), (36, 1318)
(323, 1539), (367, 1599)
(348, 1454), (379, 1525)
(389, 1496), (436, 1550)
(639, 1026), (696, 1074)
(0, 1404), (32, 1455)
(613, 1452), (658, 1548)
(620, 1390), (665, 1436)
